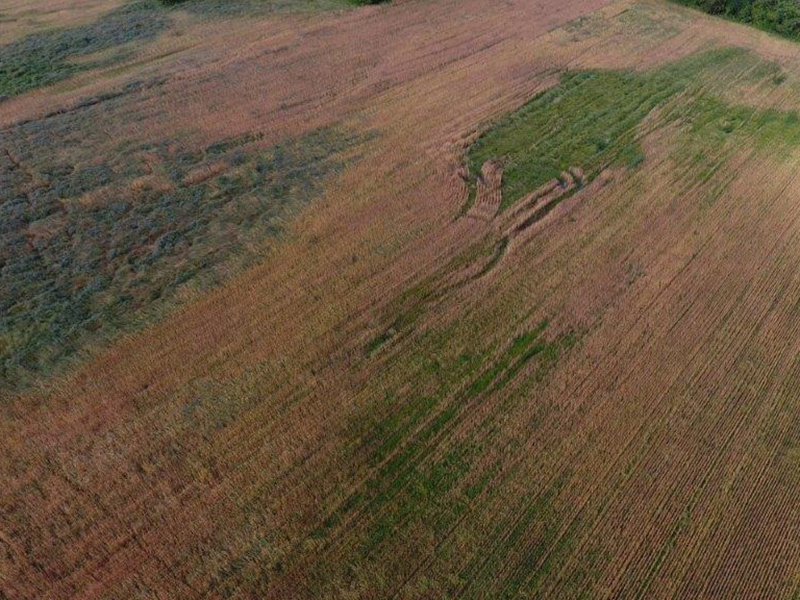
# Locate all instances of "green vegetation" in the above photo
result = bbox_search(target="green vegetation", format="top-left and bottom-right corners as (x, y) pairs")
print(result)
(0, 113), (360, 387)
(467, 48), (800, 211)
(674, 0), (800, 40)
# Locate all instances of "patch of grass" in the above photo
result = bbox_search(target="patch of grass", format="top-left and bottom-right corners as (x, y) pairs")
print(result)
(467, 68), (678, 211)
(363, 445), (472, 553)
(466, 47), (798, 211)
(364, 330), (395, 355)
(364, 236), (507, 355)
(668, 91), (800, 200)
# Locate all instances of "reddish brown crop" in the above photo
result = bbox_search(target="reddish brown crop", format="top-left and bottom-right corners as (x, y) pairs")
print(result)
(3, 0), (800, 598)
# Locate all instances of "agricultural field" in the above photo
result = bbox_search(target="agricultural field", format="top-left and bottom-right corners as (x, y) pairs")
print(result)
(3, 0), (800, 597)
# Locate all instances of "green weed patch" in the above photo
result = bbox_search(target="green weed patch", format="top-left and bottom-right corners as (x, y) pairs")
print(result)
(466, 48), (800, 211)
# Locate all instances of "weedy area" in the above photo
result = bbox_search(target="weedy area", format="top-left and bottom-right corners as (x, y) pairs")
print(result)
(0, 93), (361, 386)
(326, 321), (577, 561)
(290, 44), (800, 598)
(0, 1), (170, 100)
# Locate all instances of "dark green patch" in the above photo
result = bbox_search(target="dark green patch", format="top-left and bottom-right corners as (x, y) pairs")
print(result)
(468, 322), (549, 396)
(0, 0), (385, 100)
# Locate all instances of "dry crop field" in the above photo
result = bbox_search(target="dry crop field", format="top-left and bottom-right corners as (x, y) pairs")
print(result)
(4, 0), (800, 597)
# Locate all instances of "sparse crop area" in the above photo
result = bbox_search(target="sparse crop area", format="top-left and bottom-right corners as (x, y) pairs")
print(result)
(4, 0), (800, 599)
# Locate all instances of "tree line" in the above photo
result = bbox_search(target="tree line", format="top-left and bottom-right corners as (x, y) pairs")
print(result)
(675, 0), (800, 39)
